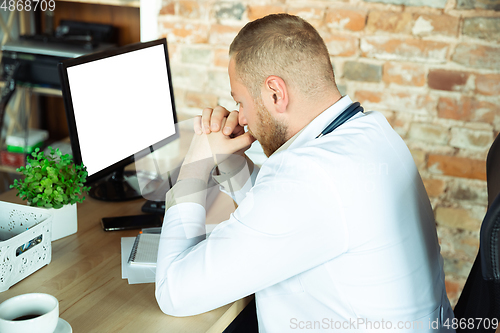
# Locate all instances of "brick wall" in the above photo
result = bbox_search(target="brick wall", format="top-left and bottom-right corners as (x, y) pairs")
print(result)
(158, 0), (500, 306)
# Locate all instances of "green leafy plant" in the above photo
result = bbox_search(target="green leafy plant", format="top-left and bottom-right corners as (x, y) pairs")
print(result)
(10, 147), (91, 209)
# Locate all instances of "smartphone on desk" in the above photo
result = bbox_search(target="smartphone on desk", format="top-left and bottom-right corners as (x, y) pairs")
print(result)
(101, 214), (163, 231)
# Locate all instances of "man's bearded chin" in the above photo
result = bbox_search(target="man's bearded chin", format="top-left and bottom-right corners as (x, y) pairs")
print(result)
(251, 100), (288, 158)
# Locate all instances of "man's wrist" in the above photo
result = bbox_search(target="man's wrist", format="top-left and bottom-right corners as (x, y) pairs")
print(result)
(178, 157), (215, 182)
(212, 154), (254, 192)
(215, 153), (247, 175)
(165, 178), (208, 210)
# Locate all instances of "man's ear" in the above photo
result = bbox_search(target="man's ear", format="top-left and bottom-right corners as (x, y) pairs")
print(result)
(262, 76), (288, 114)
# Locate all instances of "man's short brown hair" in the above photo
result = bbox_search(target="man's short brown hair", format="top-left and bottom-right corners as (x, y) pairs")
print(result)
(229, 13), (336, 100)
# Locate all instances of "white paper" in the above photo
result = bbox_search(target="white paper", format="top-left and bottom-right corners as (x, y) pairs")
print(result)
(121, 237), (135, 279)
(120, 224), (218, 284)
(126, 263), (157, 284)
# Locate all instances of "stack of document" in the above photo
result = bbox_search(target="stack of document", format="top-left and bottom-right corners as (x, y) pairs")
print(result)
(121, 225), (218, 284)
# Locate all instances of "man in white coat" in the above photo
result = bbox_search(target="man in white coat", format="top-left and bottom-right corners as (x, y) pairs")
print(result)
(155, 13), (455, 332)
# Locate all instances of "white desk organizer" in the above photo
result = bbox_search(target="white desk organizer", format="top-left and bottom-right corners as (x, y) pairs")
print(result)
(0, 201), (52, 292)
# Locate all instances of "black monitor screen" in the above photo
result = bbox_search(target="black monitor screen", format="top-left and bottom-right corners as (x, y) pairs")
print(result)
(59, 38), (178, 201)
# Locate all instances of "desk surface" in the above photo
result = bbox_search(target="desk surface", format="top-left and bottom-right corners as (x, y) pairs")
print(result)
(0, 188), (251, 332)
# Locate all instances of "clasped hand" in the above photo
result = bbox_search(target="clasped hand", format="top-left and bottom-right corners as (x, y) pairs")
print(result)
(183, 106), (256, 169)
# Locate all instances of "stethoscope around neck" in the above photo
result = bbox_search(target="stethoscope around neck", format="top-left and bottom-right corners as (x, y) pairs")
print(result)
(316, 102), (364, 139)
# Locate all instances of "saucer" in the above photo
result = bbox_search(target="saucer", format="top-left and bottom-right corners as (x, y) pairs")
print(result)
(54, 318), (72, 333)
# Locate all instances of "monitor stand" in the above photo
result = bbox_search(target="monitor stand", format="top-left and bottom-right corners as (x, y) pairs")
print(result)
(89, 166), (161, 201)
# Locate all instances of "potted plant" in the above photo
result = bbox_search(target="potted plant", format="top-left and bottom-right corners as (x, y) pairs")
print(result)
(10, 147), (91, 241)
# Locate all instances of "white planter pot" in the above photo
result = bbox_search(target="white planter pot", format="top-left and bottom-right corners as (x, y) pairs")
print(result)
(45, 204), (78, 242)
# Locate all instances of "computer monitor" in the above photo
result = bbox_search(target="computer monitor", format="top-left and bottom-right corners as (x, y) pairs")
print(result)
(58, 38), (178, 201)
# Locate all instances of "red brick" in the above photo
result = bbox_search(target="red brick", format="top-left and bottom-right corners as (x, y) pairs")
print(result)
(383, 62), (426, 87)
(247, 5), (286, 21)
(355, 90), (382, 104)
(450, 127), (494, 151)
(185, 91), (218, 109)
(436, 206), (483, 231)
(437, 96), (498, 124)
(209, 24), (242, 46)
(408, 123), (449, 145)
(423, 178), (446, 197)
(437, 96), (472, 121)
(410, 149), (426, 169)
(325, 8), (367, 32)
(445, 278), (463, 307)
(366, 11), (412, 34)
(356, 90), (436, 115)
(428, 69), (471, 92)
(178, 1), (203, 19)
(167, 43), (178, 61)
(361, 36), (449, 62)
(476, 73), (500, 96)
(161, 22), (209, 44)
(460, 236), (480, 259)
(160, 2), (175, 15)
(437, 225), (480, 260)
(470, 100), (499, 124)
(427, 154), (486, 180)
(452, 43), (500, 70)
(391, 113), (413, 137)
(412, 14), (459, 37)
(445, 279), (461, 295)
(323, 34), (358, 57)
(214, 48), (229, 68)
(288, 7), (324, 28)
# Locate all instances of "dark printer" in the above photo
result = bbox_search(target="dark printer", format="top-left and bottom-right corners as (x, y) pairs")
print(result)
(1, 20), (117, 89)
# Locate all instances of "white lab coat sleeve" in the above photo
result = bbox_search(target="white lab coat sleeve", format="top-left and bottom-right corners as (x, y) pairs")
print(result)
(155, 150), (348, 316)
(211, 155), (260, 206)
(218, 163), (259, 205)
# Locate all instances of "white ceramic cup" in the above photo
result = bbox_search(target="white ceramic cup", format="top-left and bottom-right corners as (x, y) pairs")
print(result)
(0, 293), (59, 333)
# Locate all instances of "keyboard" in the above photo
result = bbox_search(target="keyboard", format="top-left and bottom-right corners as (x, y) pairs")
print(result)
(141, 177), (220, 215)
(141, 166), (180, 215)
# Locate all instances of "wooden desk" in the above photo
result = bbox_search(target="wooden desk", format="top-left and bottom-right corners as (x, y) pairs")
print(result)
(0, 188), (252, 332)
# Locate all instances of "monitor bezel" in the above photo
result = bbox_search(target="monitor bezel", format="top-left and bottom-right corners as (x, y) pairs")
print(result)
(58, 38), (179, 186)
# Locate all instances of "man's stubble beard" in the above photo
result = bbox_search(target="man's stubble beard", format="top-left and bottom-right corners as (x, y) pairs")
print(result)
(248, 97), (288, 157)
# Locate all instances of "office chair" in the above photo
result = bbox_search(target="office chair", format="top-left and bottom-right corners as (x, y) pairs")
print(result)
(487, 133), (500, 208)
(453, 134), (500, 332)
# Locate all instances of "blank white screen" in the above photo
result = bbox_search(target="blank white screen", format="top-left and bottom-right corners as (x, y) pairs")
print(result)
(66, 44), (176, 176)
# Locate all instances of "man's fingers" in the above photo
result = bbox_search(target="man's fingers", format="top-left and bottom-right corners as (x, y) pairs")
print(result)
(229, 131), (256, 151)
(210, 106), (230, 132)
(201, 108), (214, 134)
(223, 111), (241, 135)
(193, 116), (203, 135)
(200, 106), (236, 134)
